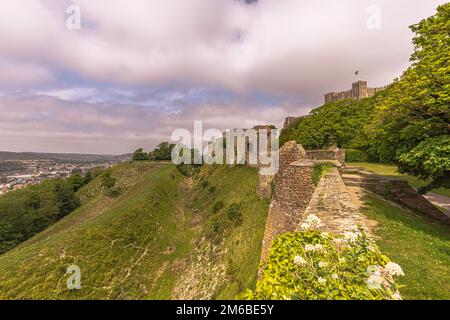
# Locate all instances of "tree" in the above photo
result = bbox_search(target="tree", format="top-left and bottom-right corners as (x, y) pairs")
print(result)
(132, 148), (149, 161)
(101, 171), (118, 196)
(366, 3), (450, 191)
(67, 174), (84, 192)
(280, 96), (379, 150)
(148, 142), (176, 161)
(0, 179), (80, 254)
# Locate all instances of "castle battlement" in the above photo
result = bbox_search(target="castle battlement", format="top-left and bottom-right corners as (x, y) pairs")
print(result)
(324, 80), (384, 104)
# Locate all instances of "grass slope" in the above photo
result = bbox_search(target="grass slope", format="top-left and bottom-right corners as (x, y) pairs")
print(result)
(362, 194), (450, 300)
(0, 162), (269, 300)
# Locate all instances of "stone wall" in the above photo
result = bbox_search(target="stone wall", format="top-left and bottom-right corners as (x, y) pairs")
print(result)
(342, 172), (450, 224)
(324, 81), (385, 104)
(367, 180), (450, 224)
(260, 142), (315, 260)
(306, 146), (346, 166)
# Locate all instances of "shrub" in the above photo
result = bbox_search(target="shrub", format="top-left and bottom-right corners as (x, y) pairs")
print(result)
(201, 180), (209, 189)
(176, 164), (202, 177)
(345, 149), (368, 163)
(312, 163), (334, 186)
(212, 200), (224, 213)
(240, 215), (404, 300)
(132, 148), (149, 161)
(226, 203), (243, 226)
(101, 171), (120, 197)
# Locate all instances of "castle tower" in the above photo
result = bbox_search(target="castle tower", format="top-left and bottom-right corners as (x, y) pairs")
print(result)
(352, 81), (368, 100)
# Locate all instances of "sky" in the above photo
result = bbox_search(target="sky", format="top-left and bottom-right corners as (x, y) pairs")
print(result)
(0, 0), (447, 154)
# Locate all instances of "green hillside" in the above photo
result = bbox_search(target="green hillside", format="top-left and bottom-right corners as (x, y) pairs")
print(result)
(0, 162), (269, 299)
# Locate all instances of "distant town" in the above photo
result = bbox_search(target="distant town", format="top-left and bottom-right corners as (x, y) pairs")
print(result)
(0, 152), (130, 196)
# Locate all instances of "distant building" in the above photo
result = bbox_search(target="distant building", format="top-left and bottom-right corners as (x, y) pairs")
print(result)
(324, 80), (385, 104)
(283, 115), (309, 129)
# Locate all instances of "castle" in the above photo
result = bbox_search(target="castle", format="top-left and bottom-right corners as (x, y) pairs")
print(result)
(324, 80), (384, 104)
(283, 80), (385, 129)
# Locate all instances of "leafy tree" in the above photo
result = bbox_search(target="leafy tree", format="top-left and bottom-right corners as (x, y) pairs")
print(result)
(101, 171), (118, 197)
(366, 3), (450, 190)
(132, 148), (149, 161)
(148, 142), (176, 161)
(53, 180), (80, 217)
(0, 179), (80, 254)
(83, 171), (93, 185)
(280, 96), (380, 150)
(67, 174), (84, 192)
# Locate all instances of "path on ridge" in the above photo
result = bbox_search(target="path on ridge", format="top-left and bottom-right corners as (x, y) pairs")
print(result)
(303, 167), (377, 235)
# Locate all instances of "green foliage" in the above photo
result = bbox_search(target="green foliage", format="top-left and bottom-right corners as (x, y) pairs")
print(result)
(132, 148), (149, 161)
(0, 179), (80, 254)
(148, 142), (176, 161)
(67, 174), (85, 192)
(100, 171), (119, 197)
(280, 97), (379, 150)
(346, 149), (369, 163)
(176, 164), (202, 177)
(226, 203), (243, 226)
(366, 3), (450, 190)
(212, 200), (224, 213)
(398, 135), (450, 193)
(0, 161), (25, 173)
(240, 225), (404, 300)
(312, 163), (334, 186)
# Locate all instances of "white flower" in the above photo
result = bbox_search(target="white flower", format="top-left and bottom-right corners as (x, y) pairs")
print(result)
(344, 231), (360, 243)
(306, 214), (322, 226)
(332, 273), (339, 280)
(314, 244), (324, 252)
(391, 292), (402, 300)
(366, 265), (382, 275)
(385, 262), (405, 277)
(305, 244), (316, 252)
(300, 223), (310, 231)
(318, 277), (327, 285)
(321, 232), (330, 239)
(367, 245), (376, 252)
(366, 273), (383, 290)
(294, 255), (307, 266)
(318, 261), (328, 268)
(301, 214), (322, 231)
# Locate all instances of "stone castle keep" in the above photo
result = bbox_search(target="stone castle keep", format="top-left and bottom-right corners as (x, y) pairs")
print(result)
(283, 80), (385, 129)
(324, 80), (385, 104)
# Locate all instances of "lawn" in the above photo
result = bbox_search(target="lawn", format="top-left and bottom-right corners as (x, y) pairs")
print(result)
(348, 162), (450, 197)
(362, 194), (450, 300)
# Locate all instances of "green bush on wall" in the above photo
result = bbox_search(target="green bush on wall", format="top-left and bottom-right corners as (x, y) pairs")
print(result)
(346, 149), (368, 163)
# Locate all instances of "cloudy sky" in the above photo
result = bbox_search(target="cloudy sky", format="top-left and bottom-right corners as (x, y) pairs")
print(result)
(0, 0), (446, 154)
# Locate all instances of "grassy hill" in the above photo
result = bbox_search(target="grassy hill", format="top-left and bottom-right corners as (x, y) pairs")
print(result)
(0, 162), (269, 299)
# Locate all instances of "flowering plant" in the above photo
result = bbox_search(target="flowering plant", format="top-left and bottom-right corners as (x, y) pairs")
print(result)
(240, 215), (404, 300)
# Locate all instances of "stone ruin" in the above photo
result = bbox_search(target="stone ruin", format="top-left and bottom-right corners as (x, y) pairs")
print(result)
(260, 141), (345, 260)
